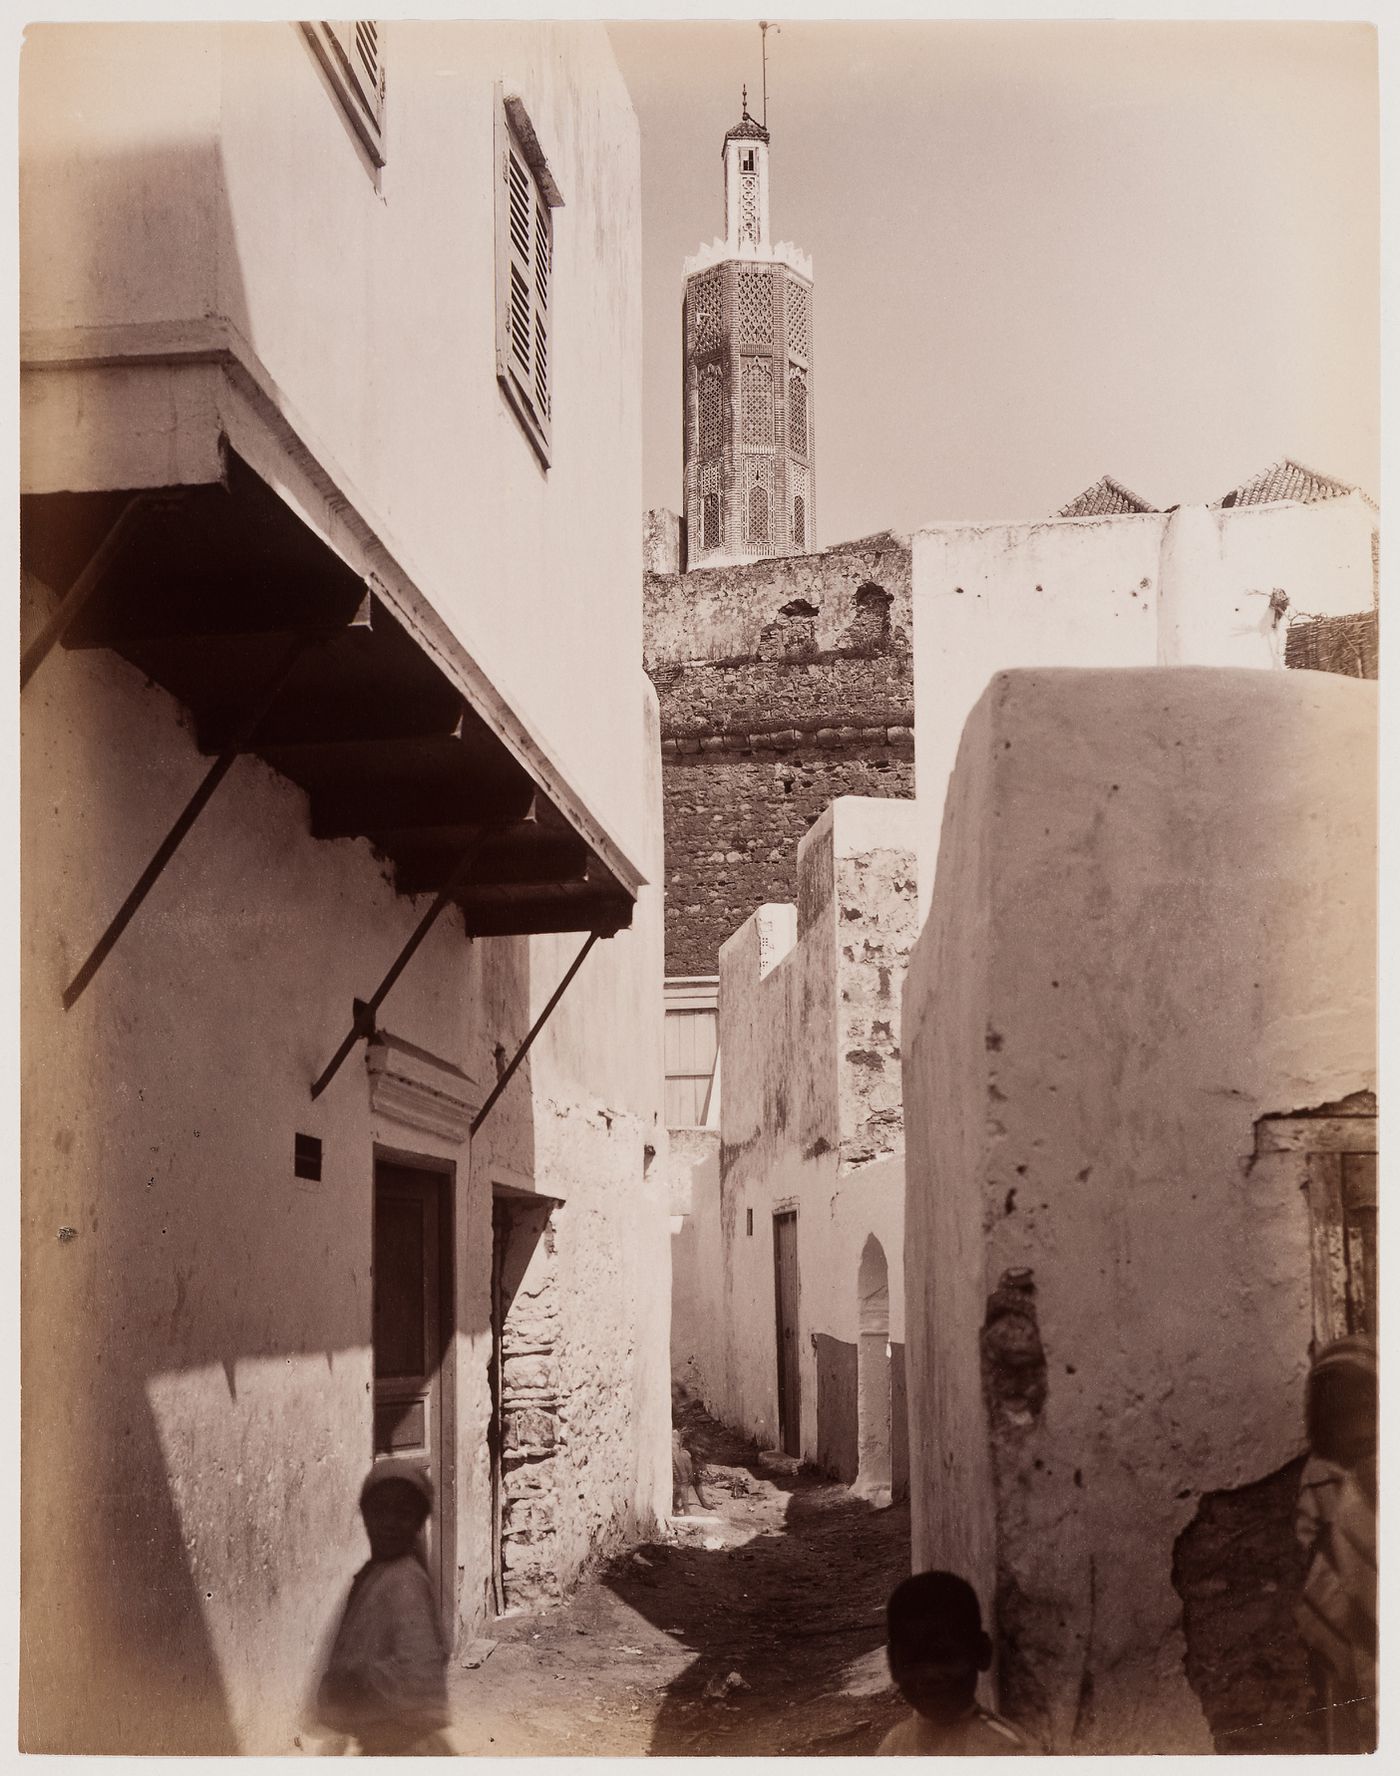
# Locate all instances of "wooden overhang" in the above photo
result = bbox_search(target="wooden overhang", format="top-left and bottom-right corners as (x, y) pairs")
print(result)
(21, 452), (638, 941)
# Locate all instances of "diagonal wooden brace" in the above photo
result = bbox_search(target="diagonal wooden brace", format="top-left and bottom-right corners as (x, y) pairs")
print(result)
(470, 931), (599, 1135)
(308, 831), (498, 1101)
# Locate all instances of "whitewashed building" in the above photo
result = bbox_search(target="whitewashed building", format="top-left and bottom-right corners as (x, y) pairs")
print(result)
(911, 480), (1378, 906)
(20, 21), (669, 1754)
(670, 798), (919, 1497)
(902, 665), (1376, 1752)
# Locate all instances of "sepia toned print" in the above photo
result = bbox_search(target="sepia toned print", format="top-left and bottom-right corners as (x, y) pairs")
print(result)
(19, 17), (1377, 1756)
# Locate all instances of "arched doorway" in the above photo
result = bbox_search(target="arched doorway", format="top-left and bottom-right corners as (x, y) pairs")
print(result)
(854, 1235), (892, 1505)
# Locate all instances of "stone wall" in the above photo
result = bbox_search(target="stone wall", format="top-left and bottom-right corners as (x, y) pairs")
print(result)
(496, 1199), (562, 1605)
(645, 530), (911, 665)
(645, 531), (914, 978)
(901, 666), (1377, 1753)
(661, 748), (913, 979)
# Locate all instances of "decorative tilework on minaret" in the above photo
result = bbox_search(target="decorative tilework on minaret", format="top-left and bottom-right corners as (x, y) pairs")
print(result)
(682, 97), (815, 569)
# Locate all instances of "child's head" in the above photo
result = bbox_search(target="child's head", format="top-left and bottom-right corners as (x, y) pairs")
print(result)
(886, 1571), (992, 1725)
(1306, 1336), (1377, 1470)
(360, 1461), (433, 1561)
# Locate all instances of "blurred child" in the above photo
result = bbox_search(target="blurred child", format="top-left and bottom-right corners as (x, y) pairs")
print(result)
(1295, 1335), (1377, 1753)
(876, 1571), (1029, 1755)
(316, 1460), (453, 1755)
(672, 1428), (714, 1515)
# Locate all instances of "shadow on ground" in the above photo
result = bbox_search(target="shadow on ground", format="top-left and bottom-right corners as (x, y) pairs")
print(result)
(601, 1403), (911, 1756)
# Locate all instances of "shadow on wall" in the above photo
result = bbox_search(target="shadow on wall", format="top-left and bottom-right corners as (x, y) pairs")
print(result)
(21, 629), (520, 1750)
(19, 126), (540, 1739)
(22, 127), (249, 1753)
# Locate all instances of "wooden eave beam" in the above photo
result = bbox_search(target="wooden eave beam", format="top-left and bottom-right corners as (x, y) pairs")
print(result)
(460, 894), (633, 939)
(65, 607), (375, 655)
(392, 834), (589, 898)
(311, 775), (538, 841)
(195, 680), (472, 756)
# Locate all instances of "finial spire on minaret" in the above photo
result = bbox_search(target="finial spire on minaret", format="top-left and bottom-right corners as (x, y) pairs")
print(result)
(742, 83), (748, 117)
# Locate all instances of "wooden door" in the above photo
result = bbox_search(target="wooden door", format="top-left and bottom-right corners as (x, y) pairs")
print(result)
(773, 1209), (801, 1457)
(372, 1160), (452, 1622)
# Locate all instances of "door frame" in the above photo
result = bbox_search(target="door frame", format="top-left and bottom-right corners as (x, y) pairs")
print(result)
(371, 1145), (457, 1642)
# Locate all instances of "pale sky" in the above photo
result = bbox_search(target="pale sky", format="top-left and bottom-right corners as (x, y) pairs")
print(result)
(608, 20), (1379, 544)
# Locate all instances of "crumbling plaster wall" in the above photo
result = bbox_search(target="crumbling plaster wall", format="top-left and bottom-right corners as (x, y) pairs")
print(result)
(21, 637), (668, 1753)
(464, 675), (672, 1594)
(643, 506), (682, 576)
(644, 530), (910, 665)
(707, 800), (916, 1466)
(911, 496), (1379, 912)
(902, 667), (1377, 1753)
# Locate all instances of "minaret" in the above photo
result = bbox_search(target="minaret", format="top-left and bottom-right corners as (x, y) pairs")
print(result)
(682, 92), (815, 569)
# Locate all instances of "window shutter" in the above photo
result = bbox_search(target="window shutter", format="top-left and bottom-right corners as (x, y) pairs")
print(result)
(506, 147), (533, 376)
(303, 21), (385, 166)
(533, 195), (551, 421)
(496, 94), (557, 464)
(352, 20), (379, 98)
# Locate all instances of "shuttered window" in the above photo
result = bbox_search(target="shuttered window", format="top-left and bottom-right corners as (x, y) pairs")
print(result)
(496, 92), (563, 467)
(302, 21), (385, 166)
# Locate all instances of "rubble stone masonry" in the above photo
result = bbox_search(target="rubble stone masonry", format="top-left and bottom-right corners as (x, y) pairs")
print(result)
(644, 528), (914, 976)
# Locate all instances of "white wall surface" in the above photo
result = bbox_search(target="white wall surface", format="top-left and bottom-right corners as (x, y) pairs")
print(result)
(667, 1131), (724, 1407)
(902, 666), (1377, 1752)
(21, 19), (646, 865)
(911, 497), (1377, 909)
(697, 800), (916, 1466)
(21, 617), (667, 1755)
(20, 20), (666, 1749)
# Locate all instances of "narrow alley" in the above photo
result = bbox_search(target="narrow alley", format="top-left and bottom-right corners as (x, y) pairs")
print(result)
(429, 1402), (911, 1756)
(18, 21), (1378, 1759)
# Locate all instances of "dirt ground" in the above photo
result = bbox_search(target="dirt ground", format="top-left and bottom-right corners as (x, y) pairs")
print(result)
(442, 1401), (912, 1756)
